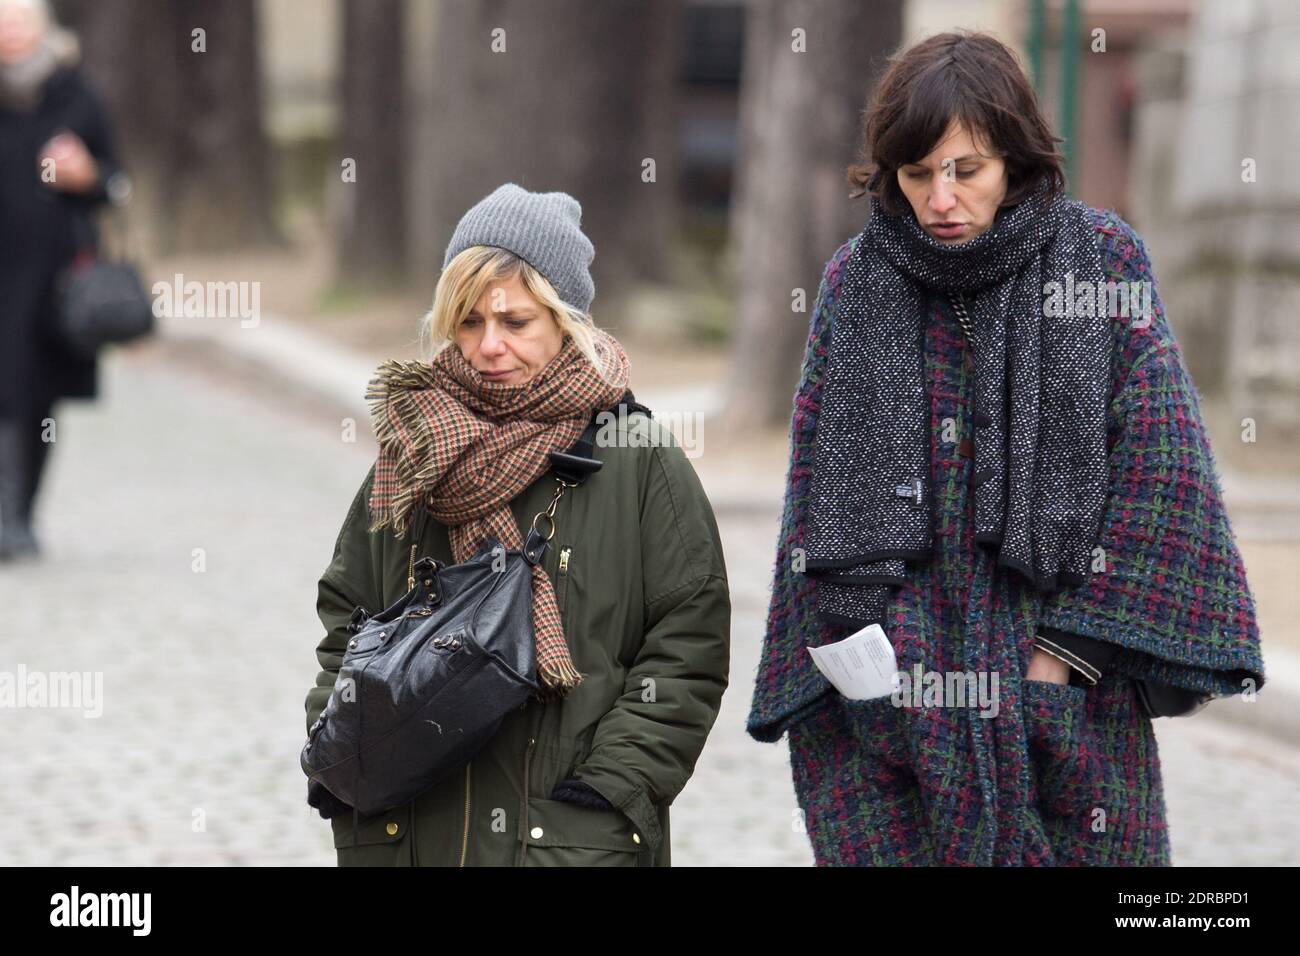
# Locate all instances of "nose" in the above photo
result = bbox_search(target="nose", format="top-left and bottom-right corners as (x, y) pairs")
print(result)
(928, 174), (957, 217)
(479, 319), (508, 358)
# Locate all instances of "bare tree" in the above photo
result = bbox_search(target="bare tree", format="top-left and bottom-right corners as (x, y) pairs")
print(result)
(335, 0), (406, 289)
(414, 0), (680, 310)
(58, 0), (279, 254)
(724, 0), (903, 430)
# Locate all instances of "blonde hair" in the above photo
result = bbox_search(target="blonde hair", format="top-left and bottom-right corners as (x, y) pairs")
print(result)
(421, 246), (611, 380)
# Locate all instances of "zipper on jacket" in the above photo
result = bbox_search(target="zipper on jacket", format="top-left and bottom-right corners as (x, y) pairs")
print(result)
(407, 543), (417, 591)
(517, 733), (538, 865)
(458, 761), (471, 866)
(516, 706), (544, 866)
(557, 546), (571, 612)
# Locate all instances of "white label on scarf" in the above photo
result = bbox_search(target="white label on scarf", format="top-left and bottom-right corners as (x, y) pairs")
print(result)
(807, 624), (900, 701)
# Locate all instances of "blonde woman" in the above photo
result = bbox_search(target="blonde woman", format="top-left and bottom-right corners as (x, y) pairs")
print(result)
(303, 184), (730, 866)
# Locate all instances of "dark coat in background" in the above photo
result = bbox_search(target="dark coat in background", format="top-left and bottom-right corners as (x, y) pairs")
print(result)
(0, 61), (120, 420)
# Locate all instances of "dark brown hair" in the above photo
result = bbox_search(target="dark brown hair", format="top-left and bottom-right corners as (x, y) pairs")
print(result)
(848, 31), (1066, 216)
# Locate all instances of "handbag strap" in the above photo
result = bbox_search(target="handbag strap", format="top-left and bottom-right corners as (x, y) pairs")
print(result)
(404, 391), (652, 587)
(547, 389), (650, 484)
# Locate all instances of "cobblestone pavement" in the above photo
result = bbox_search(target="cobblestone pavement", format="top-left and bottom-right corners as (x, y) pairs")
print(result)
(1, 345), (1297, 866)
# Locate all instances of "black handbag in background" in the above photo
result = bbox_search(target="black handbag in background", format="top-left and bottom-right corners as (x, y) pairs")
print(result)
(301, 531), (543, 822)
(54, 194), (154, 359)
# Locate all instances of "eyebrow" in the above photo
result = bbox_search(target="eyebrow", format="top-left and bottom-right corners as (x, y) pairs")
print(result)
(466, 308), (538, 318)
(905, 155), (984, 167)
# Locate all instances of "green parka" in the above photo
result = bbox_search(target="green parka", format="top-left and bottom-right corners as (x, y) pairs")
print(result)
(304, 410), (730, 866)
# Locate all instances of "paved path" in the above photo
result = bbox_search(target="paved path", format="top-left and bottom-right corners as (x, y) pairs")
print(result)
(0, 344), (1296, 865)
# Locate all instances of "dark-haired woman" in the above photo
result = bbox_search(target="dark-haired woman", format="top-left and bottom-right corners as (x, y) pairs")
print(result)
(748, 30), (1263, 866)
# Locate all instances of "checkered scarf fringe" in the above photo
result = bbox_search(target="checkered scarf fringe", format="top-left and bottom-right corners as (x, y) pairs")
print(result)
(365, 330), (630, 695)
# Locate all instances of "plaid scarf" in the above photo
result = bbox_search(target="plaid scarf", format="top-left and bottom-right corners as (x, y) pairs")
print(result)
(364, 329), (630, 694)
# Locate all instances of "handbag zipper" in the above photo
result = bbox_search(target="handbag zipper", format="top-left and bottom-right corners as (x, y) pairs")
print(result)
(458, 761), (471, 866)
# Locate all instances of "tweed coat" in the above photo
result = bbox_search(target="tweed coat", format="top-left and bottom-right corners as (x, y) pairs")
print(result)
(747, 208), (1265, 866)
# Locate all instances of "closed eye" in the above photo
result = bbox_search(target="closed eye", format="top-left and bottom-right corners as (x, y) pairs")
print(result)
(904, 166), (980, 179)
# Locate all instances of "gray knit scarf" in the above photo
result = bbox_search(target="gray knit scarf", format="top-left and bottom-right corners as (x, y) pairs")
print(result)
(805, 177), (1112, 627)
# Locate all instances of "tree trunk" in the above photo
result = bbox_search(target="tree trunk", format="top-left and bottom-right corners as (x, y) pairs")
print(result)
(57, 0), (279, 254)
(335, 0), (406, 289)
(416, 0), (680, 311)
(724, 0), (903, 431)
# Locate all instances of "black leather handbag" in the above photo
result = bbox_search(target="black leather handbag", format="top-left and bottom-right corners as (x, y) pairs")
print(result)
(302, 393), (651, 826)
(301, 530), (546, 819)
(55, 208), (154, 359)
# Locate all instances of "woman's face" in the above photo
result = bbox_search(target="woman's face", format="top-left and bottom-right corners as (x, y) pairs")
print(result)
(454, 272), (565, 386)
(896, 120), (1008, 244)
(0, 3), (45, 64)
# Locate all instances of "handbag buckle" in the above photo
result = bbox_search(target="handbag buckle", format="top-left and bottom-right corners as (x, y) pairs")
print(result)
(346, 605), (371, 635)
(529, 478), (577, 541)
(522, 528), (550, 567)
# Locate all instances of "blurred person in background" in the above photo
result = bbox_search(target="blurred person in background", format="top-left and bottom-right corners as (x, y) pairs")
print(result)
(0, 0), (121, 561)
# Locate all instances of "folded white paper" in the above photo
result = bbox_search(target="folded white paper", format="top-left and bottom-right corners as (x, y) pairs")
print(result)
(807, 623), (900, 701)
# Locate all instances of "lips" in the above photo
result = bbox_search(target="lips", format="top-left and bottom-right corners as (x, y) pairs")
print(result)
(478, 369), (513, 381)
(930, 222), (966, 238)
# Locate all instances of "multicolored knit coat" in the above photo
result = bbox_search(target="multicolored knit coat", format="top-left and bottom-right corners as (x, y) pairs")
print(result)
(746, 208), (1265, 866)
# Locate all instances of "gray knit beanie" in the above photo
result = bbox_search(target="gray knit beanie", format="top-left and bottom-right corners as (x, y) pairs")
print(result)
(441, 183), (596, 313)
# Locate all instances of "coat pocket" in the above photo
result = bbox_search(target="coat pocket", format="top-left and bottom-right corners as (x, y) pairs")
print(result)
(518, 796), (644, 867)
(1020, 679), (1116, 818)
(838, 693), (911, 767)
(787, 694), (936, 866)
(330, 805), (413, 867)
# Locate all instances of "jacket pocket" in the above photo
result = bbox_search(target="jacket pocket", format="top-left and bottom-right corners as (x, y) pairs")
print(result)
(1021, 679), (1116, 818)
(330, 805), (413, 867)
(518, 796), (643, 867)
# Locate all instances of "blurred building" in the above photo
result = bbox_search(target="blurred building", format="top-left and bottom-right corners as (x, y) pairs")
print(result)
(1137, 0), (1300, 432)
(252, 0), (1298, 426)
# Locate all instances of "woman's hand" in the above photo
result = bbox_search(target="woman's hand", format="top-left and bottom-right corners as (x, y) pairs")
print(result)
(1026, 647), (1071, 685)
(38, 131), (99, 194)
